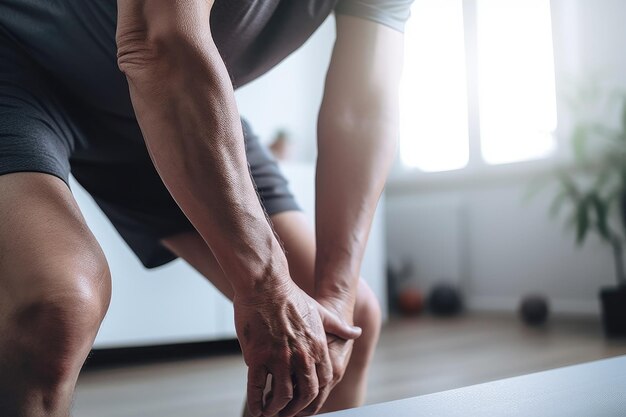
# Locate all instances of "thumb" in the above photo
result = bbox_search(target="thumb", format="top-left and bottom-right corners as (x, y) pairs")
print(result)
(318, 305), (362, 340)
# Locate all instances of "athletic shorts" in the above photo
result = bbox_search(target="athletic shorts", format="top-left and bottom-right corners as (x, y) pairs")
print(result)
(0, 42), (299, 269)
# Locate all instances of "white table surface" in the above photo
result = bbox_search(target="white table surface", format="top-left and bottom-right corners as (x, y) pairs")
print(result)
(320, 355), (626, 416)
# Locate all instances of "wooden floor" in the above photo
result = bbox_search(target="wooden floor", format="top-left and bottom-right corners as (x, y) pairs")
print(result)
(73, 314), (626, 417)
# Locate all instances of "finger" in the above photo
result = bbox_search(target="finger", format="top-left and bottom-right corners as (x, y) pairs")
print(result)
(278, 362), (318, 417)
(300, 344), (333, 416)
(247, 366), (268, 417)
(326, 339), (353, 390)
(319, 305), (362, 340)
(298, 361), (333, 416)
(263, 369), (293, 417)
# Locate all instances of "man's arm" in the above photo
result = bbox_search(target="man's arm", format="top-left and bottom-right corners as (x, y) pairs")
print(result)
(115, 2), (360, 416)
(315, 15), (404, 316)
(116, 0), (277, 294)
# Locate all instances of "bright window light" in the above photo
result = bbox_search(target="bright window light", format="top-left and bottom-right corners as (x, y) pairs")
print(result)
(477, 0), (558, 165)
(400, 0), (469, 172)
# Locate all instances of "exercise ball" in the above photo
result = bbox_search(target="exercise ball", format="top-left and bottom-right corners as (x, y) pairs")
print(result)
(398, 287), (425, 316)
(428, 284), (463, 316)
(519, 294), (549, 326)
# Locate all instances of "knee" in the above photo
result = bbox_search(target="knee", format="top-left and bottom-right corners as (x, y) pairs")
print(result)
(4, 253), (111, 388)
(353, 280), (382, 348)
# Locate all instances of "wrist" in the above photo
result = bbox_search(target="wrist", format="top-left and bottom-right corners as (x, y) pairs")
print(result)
(315, 265), (358, 318)
(316, 289), (356, 322)
(229, 238), (293, 305)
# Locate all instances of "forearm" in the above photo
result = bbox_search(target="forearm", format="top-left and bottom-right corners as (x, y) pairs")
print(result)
(314, 16), (403, 313)
(315, 112), (398, 310)
(117, 5), (289, 296)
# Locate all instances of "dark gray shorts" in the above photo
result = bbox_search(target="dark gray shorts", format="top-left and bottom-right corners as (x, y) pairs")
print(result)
(0, 42), (299, 269)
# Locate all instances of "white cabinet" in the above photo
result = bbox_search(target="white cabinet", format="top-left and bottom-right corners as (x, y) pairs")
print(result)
(72, 163), (385, 349)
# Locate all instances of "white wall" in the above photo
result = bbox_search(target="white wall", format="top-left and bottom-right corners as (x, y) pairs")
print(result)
(387, 181), (615, 315)
(229, 0), (626, 316)
(234, 17), (336, 161)
(574, 0), (626, 87)
(386, 0), (626, 316)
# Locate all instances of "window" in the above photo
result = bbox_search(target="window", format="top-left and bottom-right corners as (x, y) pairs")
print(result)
(400, 0), (558, 172)
(400, 0), (469, 172)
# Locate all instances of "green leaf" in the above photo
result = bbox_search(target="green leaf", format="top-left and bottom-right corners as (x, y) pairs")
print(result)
(576, 197), (590, 245)
(549, 189), (568, 218)
(608, 188), (622, 205)
(590, 193), (610, 241)
(588, 123), (612, 137)
(571, 126), (588, 162)
(620, 191), (626, 239)
(558, 172), (580, 201)
(622, 97), (626, 132)
(592, 168), (611, 193)
(588, 123), (623, 146)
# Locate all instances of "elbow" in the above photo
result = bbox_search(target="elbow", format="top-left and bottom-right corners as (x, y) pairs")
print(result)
(115, 0), (217, 78)
(116, 39), (157, 76)
(115, 2), (183, 74)
(116, 29), (178, 78)
(116, 23), (208, 79)
(319, 100), (399, 139)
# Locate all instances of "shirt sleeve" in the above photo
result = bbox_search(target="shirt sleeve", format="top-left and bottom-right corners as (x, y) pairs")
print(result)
(334, 0), (413, 33)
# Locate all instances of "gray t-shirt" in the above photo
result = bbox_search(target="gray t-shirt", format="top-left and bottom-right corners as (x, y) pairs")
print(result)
(0, 0), (412, 117)
(337, 0), (413, 32)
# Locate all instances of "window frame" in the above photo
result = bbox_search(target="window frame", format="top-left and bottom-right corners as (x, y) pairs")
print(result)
(391, 0), (570, 188)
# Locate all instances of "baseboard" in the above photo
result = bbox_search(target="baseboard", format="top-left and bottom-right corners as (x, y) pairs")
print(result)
(466, 295), (600, 316)
(84, 338), (241, 370)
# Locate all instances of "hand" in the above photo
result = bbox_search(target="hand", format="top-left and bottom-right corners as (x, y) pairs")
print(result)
(234, 280), (361, 417)
(316, 298), (356, 394)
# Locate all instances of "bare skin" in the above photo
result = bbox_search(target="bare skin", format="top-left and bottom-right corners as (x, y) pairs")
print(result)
(116, 3), (402, 416)
(0, 173), (112, 417)
(0, 2), (402, 416)
(161, 211), (382, 416)
(116, 2), (362, 415)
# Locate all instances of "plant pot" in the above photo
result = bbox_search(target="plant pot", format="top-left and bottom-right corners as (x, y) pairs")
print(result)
(600, 285), (626, 338)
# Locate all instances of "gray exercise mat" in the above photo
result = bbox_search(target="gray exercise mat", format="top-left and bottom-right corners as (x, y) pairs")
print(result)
(321, 355), (626, 416)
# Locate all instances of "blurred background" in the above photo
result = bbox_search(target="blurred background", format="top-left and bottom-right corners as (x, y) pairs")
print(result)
(73, 0), (626, 416)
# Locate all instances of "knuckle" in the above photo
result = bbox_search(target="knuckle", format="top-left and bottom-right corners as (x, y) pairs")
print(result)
(278, 393), (294, 402)
(305, 386), (319, 401)
(302, 377), (317, 389)
(249, 350), (273, 365)
(248, 380), (265, 390)
(299, 378), (318, 395)
(319, 370), (333, 386)
(281, 351), (294, 364)
(274, 347), (292, 363)
(333, 369), (343, 382)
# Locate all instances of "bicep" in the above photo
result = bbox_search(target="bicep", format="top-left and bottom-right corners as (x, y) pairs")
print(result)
(321, 15), (404, 122)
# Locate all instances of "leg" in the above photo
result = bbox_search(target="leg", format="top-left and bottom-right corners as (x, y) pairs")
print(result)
(0, 173), (112, 417)
(162, 210), (381, 414)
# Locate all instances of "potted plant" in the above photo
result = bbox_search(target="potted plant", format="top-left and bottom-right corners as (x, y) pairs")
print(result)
(545, 84), (626, 337)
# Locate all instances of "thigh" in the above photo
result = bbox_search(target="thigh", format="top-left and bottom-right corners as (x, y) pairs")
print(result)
(0, 40), (76, 184)
(162, 210), (317, 299)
